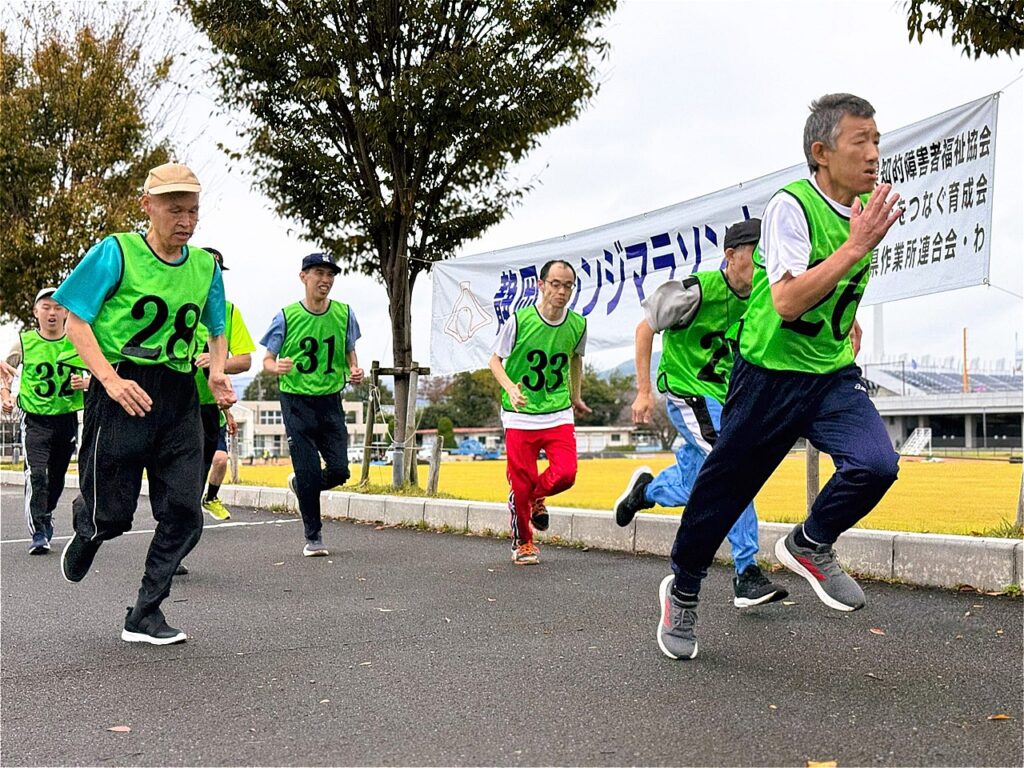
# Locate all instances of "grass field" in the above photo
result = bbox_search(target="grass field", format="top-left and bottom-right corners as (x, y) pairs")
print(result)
(226, 453), (1022, 537)
(4, 453), (1019, 536)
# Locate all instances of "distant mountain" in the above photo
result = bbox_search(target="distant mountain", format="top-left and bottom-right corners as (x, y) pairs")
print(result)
(232, 375), (254, 400)
(602, 351), (661, 379)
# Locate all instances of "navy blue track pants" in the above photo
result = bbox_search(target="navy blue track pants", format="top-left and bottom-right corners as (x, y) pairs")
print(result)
(670, 354), (899, 595)
(279, 391), (350, 541)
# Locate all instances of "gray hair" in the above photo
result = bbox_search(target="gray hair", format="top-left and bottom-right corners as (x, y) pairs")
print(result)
(803, 93), (875, 173)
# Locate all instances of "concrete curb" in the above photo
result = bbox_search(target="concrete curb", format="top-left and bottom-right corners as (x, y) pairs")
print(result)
(2, 471), (1019, 591)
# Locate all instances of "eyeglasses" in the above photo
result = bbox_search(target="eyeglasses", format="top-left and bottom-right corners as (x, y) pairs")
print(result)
(544, 279), (575, 292)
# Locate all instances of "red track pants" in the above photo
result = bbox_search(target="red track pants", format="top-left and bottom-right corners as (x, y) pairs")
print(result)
(504, 423), (578, 546)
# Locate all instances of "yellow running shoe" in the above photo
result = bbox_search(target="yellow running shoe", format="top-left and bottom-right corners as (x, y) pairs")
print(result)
(203, 497), (231, 521)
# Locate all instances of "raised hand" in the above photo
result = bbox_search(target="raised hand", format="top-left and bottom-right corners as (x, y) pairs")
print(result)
(848, 183), (903, 256)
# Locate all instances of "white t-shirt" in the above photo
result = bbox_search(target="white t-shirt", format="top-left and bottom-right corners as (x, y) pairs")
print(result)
(761, 176), (852, 284)
(492, 307), (588, 430)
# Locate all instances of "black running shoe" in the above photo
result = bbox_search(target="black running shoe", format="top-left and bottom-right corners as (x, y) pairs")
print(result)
(530, 498), (550, 532)
(614, 466), (654, 526)
(29, 531), (50, 555)
(121, 607), (187, 645)
(732, 564), (788, 608)
(174, 563), (189, 576)
(61, 534), (101, 583)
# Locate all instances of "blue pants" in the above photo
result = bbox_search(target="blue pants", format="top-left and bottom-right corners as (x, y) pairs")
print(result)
(645, 396), (758, 575)
(670, 355), (900, 595)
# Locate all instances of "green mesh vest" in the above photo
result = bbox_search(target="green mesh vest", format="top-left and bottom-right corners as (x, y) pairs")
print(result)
(194, 300), (235, 406)
(16, 331), (84, 415)
(657, 270), (746, 405)
(739, 180), (871, 373)
(91, 233), (215, 374)
(279, 300), (350, 395)
(501, 305), (586, 415)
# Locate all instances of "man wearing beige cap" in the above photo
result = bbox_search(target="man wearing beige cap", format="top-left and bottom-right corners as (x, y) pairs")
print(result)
(52, 161), (235, 645)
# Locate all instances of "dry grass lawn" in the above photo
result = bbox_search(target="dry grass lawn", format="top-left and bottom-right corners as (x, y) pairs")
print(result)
(232, 453), (1021, 536)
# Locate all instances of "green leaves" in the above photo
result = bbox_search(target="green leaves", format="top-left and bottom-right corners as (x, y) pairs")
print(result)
(184, 0), (616, 467)
(574, 365), (634, 427)
(183, 0), (617, 283)
(1, 6), (173, 326)
(906, 1), (1024, 59)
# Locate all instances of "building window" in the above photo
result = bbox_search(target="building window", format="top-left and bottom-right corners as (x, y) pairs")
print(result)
(346, 411), (357, 424)
(610, 433), (622, 443)
(258, 409), (283, 425)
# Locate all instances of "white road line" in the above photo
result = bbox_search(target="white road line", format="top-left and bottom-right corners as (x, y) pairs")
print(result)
(1, 517), (300, 545)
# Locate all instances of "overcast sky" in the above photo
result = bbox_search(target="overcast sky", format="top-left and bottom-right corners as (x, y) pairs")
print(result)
(5, 0), (1022, 375)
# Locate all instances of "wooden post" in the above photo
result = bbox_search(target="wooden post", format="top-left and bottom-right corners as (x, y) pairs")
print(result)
(806, 443), (820, 514)
(391, 369), (404, 487)
(1016, 462), (1023, 530)
(230, 415), (240, 484)
(426, 433), (443, 496)
(1019, 412), (1024, 530)
(391, 439), (405, 488)
(405, 366), (419, 486)
(354, 362), (430, 489)
(359, 361), (379, 485)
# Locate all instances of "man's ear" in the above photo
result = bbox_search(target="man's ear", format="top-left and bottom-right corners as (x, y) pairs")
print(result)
(811, 140), (830, 170)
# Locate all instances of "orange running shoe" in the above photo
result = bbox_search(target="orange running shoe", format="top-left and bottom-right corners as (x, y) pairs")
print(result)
(512, 541), (540, 565)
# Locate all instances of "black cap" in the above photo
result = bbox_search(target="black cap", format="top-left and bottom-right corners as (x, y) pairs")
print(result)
(723, 218), (761, 250)
(301, 252), (341, 273)
(203, 246), (227, 271)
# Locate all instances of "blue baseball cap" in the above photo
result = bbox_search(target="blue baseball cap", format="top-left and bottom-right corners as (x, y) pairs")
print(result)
(301, 252), (341, 273)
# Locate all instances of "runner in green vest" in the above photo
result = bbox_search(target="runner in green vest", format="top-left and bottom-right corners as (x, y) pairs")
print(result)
(488, 260), (590, 565)
(192, 248), (255, 524)
(52, 162), (235, 646)
(613, 219), (786, 608)
(170, 246), (255, 578)
(261, 252), (363, 557)
(656, 94), (903, 661)
(1, 288), (89, 554)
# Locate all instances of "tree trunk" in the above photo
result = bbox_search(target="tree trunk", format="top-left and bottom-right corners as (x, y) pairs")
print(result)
(388, 259), (413, 487)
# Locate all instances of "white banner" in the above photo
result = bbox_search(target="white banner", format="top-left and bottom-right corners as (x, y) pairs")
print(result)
(430, 94), (997, 375)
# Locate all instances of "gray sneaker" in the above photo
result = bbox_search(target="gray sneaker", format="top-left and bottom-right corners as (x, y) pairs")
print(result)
(656, 575), (698, 660)
(287, 473), (298, 497)
(774, 525), (865, 612)
(303, 538), (329, 557)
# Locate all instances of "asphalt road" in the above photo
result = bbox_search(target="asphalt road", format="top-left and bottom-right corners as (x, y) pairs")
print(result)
(1, 485), (1021, 767)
